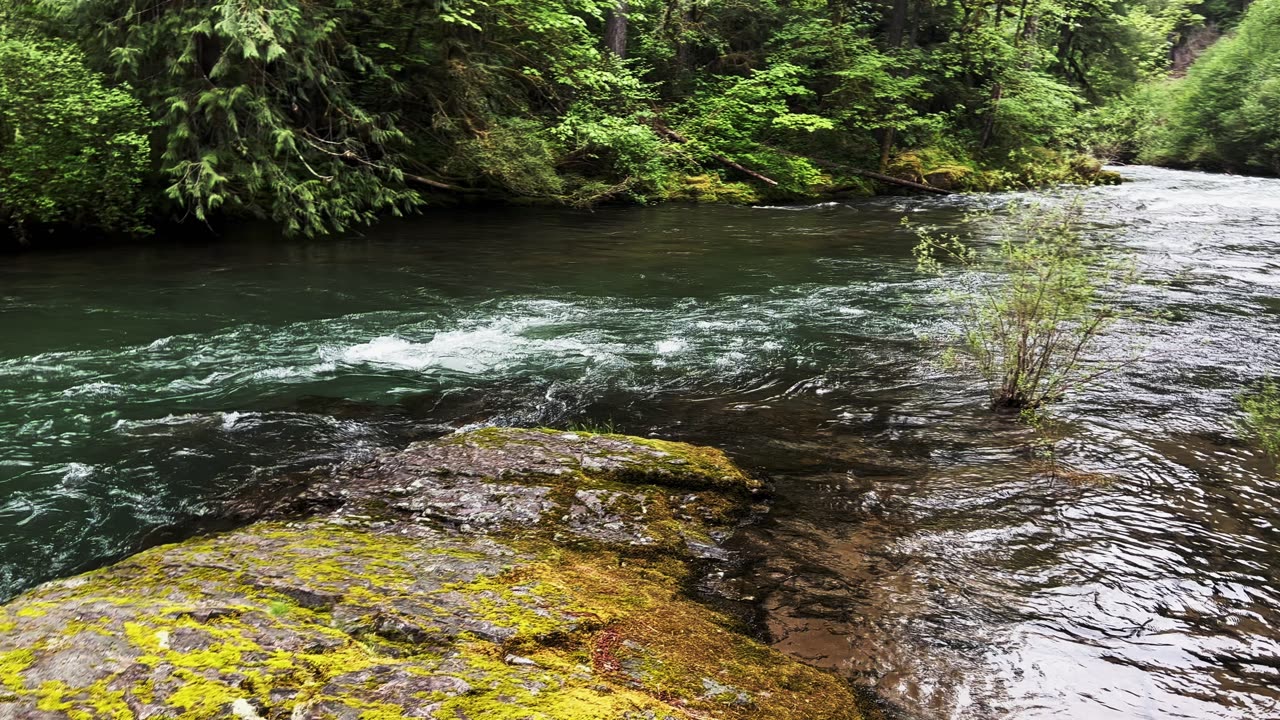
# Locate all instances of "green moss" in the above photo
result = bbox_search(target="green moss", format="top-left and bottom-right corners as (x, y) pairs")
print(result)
(661, 173), (761, 204)
(268, 600), (293, 617)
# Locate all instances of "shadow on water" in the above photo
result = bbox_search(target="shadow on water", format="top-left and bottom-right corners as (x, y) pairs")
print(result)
(2, 167), (1280, 718)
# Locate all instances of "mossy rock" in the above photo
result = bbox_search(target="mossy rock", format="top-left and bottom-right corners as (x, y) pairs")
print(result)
(662, 174), (760, 205)
(922, 165), (972, 191)
(885, 152), (925, 183)
(887, 148), (976, 191)
(1093, 169), (1124, 185)
(0, 428), (871, 719)
(268, 427), (765, 553)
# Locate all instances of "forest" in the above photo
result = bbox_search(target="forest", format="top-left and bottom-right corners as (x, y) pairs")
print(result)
(0, 0), (1273, 240)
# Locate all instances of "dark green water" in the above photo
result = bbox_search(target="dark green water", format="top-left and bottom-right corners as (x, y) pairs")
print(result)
(2, 166), (1279, 719)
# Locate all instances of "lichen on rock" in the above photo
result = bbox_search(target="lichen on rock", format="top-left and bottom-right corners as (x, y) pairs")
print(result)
(0, 428), (872, 719)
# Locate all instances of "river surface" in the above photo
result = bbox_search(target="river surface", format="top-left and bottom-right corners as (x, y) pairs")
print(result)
(2, 166), (1279, 719)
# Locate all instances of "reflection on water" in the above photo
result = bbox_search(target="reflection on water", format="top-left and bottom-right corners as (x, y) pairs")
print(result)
(1, 166), (1279, 718)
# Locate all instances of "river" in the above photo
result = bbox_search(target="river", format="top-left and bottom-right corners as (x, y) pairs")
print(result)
(1, 165), (1278, 719)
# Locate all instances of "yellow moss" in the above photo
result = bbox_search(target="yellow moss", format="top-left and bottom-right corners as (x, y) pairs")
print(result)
(34, 681), (75, 712)
(82, 680), (133, 720)
(440, 573), (585, 641)
(123, 621), (168, 658)
(164, 670), (250, 718)
(60, 617), (115, 639)
(353, 702), (412, 720)
(463, 426), (760, 493)
(0, 649), (34, 692)
(622, 435), (759, 489)
(479, 548), (868, 720)
(298, 695), (413, 720)
(1095, 169), (1123, 185)
(434, 642), (674, 720)
(131, 679), (155, 705)
(887, 151), (926, 182)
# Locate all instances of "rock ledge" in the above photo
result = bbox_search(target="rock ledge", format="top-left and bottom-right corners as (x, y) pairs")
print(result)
(0, 428), (869, 720)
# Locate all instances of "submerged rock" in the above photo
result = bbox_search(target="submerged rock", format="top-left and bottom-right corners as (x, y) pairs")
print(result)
(0, 428), (872, 719)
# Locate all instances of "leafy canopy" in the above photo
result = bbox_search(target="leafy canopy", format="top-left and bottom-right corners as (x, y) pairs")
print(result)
(0, 32), (150, 238)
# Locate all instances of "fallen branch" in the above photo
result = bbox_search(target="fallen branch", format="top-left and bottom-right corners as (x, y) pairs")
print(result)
(651, 121), (779, 187)
(765, 146), (953, 195)
(804, 155), (952, 195)
(403, 172), (469, 193)
(298, 132), (476, 194)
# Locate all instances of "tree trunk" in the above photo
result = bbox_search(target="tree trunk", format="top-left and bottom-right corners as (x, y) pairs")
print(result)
(887, 0), (909, 48)
(604, 0), (629, 58)
(979, 81), (1003, 149)
(878, 0), (910, 169)
(879, 128), (896, 173)
(676, 4), (693, 70)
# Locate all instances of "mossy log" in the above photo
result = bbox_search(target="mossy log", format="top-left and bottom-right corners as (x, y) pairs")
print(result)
(0, 428), (874, 720)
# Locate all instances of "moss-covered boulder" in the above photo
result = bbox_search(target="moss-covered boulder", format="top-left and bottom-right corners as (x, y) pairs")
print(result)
(0, 429), (871, 720)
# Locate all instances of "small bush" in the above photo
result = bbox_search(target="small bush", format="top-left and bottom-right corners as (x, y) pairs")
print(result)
(1240, 380), (1280, 459)
(913, 198), (1135, 413)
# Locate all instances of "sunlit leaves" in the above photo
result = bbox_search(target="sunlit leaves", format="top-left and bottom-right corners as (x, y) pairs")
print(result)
(0, 34), (150, 236)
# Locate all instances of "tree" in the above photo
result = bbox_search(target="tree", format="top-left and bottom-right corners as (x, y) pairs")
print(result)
(38, 0), (424, 236)
(1240, 379), (1280, 462)
(0, 0), (1214, 239)
(0, 33), (150, 240)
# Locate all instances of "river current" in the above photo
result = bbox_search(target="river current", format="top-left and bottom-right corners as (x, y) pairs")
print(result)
(1, 166), (1278, 719)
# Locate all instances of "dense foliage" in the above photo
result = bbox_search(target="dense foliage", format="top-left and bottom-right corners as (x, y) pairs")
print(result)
(0, 32), (150, 239)
(0, 0), (1255, 238)
(1140, 0), (1280, 175)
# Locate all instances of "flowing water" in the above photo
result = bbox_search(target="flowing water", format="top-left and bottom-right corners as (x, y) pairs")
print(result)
(2, 166), (1279, 719)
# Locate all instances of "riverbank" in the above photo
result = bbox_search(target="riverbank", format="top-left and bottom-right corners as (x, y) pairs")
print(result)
(0, 428), (877, 719)
(1, 149), (1122, 253)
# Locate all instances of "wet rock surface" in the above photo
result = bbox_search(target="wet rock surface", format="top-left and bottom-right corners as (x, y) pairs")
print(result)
(0, 428), (872, 719)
